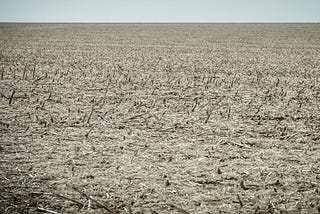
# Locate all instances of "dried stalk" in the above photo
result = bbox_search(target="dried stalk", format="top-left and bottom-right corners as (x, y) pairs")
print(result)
(237, 194), (243, 207)
(167, 203), (190, 214)
(71, 186), (114, 213)
(30, 192), (84, 207)
(205, 108), (213, 124)
(85, 126), (95, 139)
(87, 106), (95, 124)
(0, 69), (4, 80)
(36, 207), (58, 214)
(9, 90), (15, 105)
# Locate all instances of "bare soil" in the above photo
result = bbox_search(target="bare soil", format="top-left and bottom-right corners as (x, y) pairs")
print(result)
(0, 23), (320, 213)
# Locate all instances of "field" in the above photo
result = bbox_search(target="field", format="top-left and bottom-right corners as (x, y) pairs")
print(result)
(0, 23), (320, 213)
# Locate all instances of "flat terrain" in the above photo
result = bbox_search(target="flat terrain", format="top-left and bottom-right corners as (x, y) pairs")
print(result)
(0, 23), (320, 213)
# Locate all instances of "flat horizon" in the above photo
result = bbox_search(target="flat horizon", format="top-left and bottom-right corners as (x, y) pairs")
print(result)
(1, 0), (320, 23)
(1, 21), (320, 24)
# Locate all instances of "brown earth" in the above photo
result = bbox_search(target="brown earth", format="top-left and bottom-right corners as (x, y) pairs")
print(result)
(0, 23), (320, 213)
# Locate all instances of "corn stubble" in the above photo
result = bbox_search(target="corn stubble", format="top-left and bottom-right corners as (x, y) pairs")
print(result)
(0, 23), (320, 213)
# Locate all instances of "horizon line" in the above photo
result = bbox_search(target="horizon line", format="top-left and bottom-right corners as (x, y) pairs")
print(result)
(1, 21), (320, 24)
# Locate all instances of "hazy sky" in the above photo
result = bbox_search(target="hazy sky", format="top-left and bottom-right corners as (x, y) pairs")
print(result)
(0, 0), (319, 22)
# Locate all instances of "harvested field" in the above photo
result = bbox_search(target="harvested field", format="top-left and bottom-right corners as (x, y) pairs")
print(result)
(0, 23), (320, 213)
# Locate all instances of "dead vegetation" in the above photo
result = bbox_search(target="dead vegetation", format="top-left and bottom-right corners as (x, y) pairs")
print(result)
(0, 23), (320, 213)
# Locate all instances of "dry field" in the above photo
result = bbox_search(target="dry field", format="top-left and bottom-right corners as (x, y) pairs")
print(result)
(0, 23), (320, 213)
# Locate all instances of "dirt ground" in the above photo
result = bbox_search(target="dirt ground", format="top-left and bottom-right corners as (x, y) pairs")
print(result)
(0, 23), (320, 213)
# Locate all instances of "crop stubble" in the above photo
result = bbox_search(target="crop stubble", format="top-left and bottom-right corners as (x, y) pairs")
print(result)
(0, 24), (320, 213)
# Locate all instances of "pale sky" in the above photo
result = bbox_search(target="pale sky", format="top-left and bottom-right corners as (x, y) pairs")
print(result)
(0, 0), (319, 22)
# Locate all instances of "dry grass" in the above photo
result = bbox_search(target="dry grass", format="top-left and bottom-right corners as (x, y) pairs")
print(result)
(0, 23), (320, 213)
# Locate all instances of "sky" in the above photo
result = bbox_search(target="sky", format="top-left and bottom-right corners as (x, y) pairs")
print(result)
(0, 0), (319, 23)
